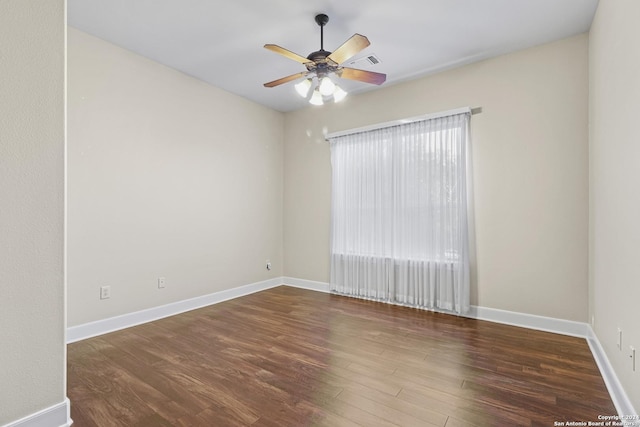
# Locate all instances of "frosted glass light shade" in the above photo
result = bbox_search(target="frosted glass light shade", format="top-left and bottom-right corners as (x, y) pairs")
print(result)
(309, 88), (324, 105)
(294, 79), (312, 97)
(333, 86), (348, 103)
(319, 76), (336, 96)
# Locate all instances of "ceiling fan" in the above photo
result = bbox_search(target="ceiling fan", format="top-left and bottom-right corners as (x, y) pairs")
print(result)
(263, 13), (386, 105)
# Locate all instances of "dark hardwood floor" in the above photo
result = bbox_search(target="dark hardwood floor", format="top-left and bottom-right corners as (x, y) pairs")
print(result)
(67, 286), (616, 426)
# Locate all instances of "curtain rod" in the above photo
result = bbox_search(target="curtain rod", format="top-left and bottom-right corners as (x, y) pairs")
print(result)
(325, 106), (481, 140)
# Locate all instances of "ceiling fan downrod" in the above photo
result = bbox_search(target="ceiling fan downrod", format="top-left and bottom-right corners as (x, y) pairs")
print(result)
(315, 14), (329, 51)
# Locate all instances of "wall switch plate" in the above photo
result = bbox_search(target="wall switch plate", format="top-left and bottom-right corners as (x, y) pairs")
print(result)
(158, 277), (166, 289)
(100, 285), (111, 300)
(630, 346), (636, 372)
(266, 260), (272, 271)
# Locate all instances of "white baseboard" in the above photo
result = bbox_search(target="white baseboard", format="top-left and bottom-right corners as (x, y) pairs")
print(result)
(587, 326), (638, 419)
(67, 277), (283, 343)
(3, 398), (72, 427)
(282, 277), (331, 293)
(467, 305), (590, 338)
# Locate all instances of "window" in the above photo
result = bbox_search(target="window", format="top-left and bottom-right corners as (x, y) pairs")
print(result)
(328, 111), (471, 314)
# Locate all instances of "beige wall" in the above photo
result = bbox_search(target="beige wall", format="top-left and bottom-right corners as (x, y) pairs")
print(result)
(67, 29), (284, 326)
(284, 34), (589, 322)
(589, 0), (640, 410)
(0, 0), (66, 424)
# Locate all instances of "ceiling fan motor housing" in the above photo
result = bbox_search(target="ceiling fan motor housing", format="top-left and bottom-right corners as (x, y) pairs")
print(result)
(307, 50), (332, 63)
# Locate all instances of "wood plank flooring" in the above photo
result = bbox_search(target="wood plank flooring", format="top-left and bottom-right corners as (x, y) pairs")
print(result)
(67, 286), (616, 426)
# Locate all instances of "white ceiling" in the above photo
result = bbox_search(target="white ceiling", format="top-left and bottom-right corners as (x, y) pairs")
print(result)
(68, 0), (598, 112)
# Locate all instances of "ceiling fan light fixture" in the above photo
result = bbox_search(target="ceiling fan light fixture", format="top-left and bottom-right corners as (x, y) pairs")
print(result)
(333, 85), (348, 103)
(294, 78), (312, 98)
(318, 76), (336, 96)
(309, 88), (324, 106)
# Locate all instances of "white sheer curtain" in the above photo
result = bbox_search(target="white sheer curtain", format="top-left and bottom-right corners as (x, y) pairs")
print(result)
(329, 112), (471, 314)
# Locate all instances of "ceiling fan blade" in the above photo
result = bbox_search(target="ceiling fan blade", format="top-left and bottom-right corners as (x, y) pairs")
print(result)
(327, 34), (370, 65)
(263, 72), (308, 88)
(339, 67), (386, 85)
(264, 44), (311, 64)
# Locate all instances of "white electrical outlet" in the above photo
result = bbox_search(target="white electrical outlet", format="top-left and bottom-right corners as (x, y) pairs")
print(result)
(630, 346), (636, 372)
(100, 285), (111, 300)
(617, 328), (623, 350)
(266, 260), (272, 271)
(158, 277), (166, 289)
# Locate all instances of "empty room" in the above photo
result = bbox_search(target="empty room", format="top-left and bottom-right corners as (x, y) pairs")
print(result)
(2, 0), (639, 426)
